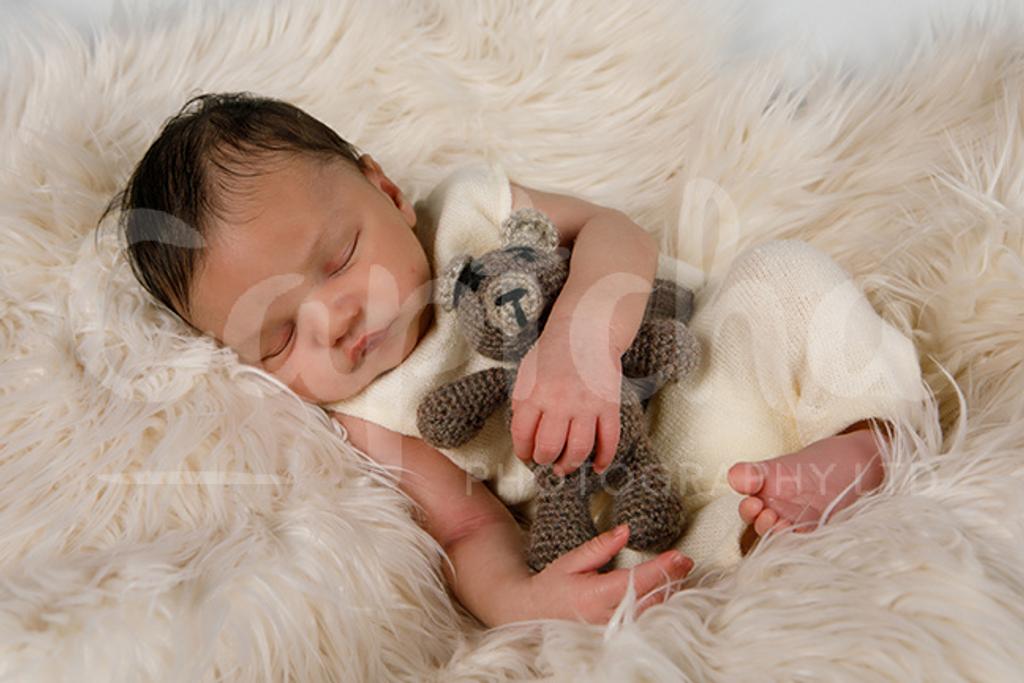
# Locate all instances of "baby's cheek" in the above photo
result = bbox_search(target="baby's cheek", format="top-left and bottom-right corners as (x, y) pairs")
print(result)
(279, 350), (348, 403)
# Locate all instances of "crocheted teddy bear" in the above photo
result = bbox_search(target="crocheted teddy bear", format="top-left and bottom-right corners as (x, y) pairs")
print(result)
(416, 208), (701, 572)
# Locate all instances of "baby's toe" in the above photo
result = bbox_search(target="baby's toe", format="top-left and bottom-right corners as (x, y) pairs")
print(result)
(754, 508), (779, 536)
(728, 462), (766, 496)
(739, 496), (764, 524)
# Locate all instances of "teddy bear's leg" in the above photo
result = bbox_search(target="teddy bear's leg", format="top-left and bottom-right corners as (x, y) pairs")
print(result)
(505, 406), (606, 572)
(610, 435), (687, 552)
(526, 465), (602, 572)
(601, 389), (687, 552)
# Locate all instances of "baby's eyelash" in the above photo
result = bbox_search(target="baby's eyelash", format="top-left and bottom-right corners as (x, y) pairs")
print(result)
(330, 232), (359, 276)
(264, 325), (294, 360)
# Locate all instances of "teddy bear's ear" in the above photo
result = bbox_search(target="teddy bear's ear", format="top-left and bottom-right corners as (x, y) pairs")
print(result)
(437, 254), (473, 312)
(500, 208), (560, 252)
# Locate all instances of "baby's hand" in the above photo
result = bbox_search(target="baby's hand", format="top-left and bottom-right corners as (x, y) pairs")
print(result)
(521, 525), (693, 624)
(511, 320), (622, 476)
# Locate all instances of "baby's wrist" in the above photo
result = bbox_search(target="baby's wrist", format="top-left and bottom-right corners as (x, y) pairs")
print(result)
(541, 309), (631, 360)
(486, 572), (538, 627)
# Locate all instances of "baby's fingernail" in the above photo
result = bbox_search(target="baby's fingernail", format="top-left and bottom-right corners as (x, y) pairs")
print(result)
(663, 551), (689, 568)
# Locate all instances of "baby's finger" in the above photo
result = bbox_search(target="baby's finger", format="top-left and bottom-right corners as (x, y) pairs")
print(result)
(593, 411), (621, 474)
(533, 412), (570, 466)
(510, 352), (539, 403)
(633, 580), (676, 618)
(510, 404), (541, 463)
(596, 550), (692, 606)
(553, 524), (630, 575)
(555, 418), (596, 476)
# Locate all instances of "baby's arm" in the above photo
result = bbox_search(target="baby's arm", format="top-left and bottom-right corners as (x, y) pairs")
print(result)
(507, 183), (660, 477)
(332, 412), (693, 627)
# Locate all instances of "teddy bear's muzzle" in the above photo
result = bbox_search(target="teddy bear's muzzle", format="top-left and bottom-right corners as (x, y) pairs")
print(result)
(484, 272), (543, 337)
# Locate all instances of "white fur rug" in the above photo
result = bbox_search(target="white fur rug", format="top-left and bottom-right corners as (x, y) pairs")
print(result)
(2, 1), (1023, 680)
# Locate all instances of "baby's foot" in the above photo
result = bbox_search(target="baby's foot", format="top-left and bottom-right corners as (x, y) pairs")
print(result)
(728, 428), (886, 537)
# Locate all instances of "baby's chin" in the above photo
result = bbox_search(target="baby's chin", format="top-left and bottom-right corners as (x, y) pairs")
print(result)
(284, 357), (381, 406)
(295, 370), (377, 405)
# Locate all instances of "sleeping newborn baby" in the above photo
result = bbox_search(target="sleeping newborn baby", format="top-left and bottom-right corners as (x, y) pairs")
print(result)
(111, 92), (925, 627)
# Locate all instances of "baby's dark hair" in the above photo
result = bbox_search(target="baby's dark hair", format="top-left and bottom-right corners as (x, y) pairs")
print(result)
(103, 92), (363, 324)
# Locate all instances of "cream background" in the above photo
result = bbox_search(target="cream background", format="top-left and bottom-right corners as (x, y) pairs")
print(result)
(2, 1), (1023, 680)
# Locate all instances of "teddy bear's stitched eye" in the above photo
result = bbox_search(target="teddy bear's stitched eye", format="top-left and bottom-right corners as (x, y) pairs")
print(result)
(452, 261), (486, 308)
(506, 246), (537, 262)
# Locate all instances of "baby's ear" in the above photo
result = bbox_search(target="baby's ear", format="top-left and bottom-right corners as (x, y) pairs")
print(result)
(500, 208), (560, 252)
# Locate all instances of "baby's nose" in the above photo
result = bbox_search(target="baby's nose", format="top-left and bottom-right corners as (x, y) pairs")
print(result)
(300, 296), (360, 347)
(328, 302), (361, 347)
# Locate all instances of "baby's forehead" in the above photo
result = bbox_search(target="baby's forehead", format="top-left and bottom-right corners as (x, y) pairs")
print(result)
(207, 155), (361, 224)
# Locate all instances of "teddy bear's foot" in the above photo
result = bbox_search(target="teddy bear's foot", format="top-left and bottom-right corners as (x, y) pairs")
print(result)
(526, 467), (602, 572)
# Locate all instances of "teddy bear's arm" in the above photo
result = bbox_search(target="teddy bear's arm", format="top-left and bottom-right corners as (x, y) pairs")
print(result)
(416, 367), (519, 449)
(620, 319), (701, 401)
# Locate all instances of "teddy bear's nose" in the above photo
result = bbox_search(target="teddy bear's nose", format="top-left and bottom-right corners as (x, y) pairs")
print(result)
(484, 272), (542, 336)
